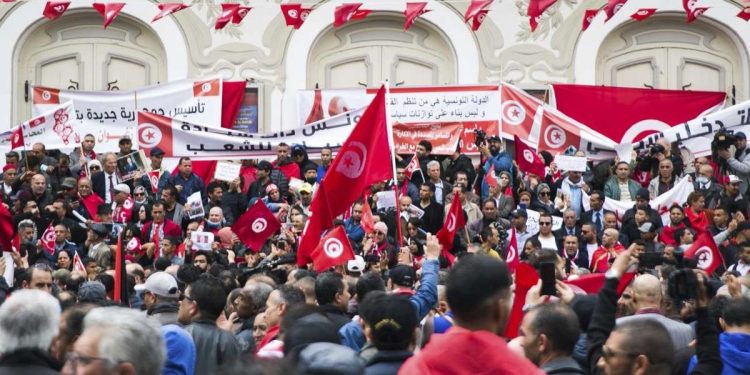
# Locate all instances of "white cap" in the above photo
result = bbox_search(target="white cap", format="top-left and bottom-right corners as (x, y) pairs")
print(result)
(114, 183), (131, 194)
(134, 272), (179, 298)
(728, 175), (741, 183)
(347, 255), (366, 273)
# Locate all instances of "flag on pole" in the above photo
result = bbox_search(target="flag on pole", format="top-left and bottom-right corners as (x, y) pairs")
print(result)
(92, 2), (125, 29)
(10, 126), (24, 150)
(505, 226), (519, 273)
(43, 0), (70, 20)
(684, 231), (723, 275)
(41, 224), (56, 257)
(404, 153), (420, 179)
(297, 86), (392, 266)
(73, 250), (87, 274)
(404, 2), (429, 30)
(436, 192), (465, 265)
(232, 200), (281, 252)
(514, 135), (546, 178)
(152, 3), (188, 22)
(360, 197), (375, 235)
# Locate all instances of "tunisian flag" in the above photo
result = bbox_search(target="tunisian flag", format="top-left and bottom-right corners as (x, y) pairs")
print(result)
(527, 0), (557, 31)
(137, 112), (174, 156)
(297, 86), (392, 266)
(684, 231), (723, 275)
(404, 2), (429, 30)
(334, 3), (368, 27)
(0, 204), (14, 253)
(311, 226), (356, 272)
(539, 109), (582, 155)
(43, 0), (71, 20)
(514, 135), (546, 177)
(436, 192), (465, 264)
(41, 224), (56, 257)
(550, 84), (725, 143)
(152, 3), (189, 22)
(500, 84), (542, 141)
(232, 200), (282, 252)
(281, 4), (311, 29)
(92, 2), (125, 29)
(505, 226), (519, 273)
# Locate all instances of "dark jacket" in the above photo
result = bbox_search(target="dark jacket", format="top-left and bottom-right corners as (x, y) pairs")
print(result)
(444, 154), (476, 186)
(319, 304), (351, 330)
(184, 319), (241, 375)
(365, 350), (412, 375)
(0, 348), (61, 375)
(146, 301), (179, 326)
(540, 357), (586, 375)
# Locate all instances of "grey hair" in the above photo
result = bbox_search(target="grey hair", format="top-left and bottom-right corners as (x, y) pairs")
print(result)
(426, 160), (441, 170)
(0, 289), (60, 354)
(246, 282), (273, 310)
(84, 307), (165, 375)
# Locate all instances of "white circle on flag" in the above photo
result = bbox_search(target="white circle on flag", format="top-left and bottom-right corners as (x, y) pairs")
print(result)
(301, 9), (310, 20)
(138, 123), (162, 148)
(694, 246), (713, 270)
(42, 90), (51, 101)
(523, 149), (534, 163)
(507, 244), (517, 263)
(637, 10), (650, 16)
(44, 229), (55, 242)
(613, 3), (623, 14)
(544, 124), (566, 148)
(127, 238), (139, 251)
(238, 8), (248, 17)
(446, 213), (456, 232)
(335, 141), (367, 179)
(501, 101), (525, 126)
(324, 238), (344, 258)
(201, 82), (212, 93)
(252, 218), (268, 233)
(288, 9), (298, 18)
(476, 12), (486, 24)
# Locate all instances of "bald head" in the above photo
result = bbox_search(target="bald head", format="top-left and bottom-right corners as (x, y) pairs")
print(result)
(632, 274), (662, 309)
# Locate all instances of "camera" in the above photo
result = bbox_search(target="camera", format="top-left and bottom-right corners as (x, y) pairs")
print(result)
(667, 269), (705, 301)
(474, 129), (487, 147)
(649, 143), (666, 156)
(713, 128), (737, 151)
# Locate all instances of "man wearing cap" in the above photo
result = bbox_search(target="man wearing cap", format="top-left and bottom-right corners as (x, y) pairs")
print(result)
(292, 144), (317, 180)
(248, 160), (289, 201)
(138, 147), (169, 198)
(621, 188), (663, 234)
(718, 131), (750, 195)
(69, 133), (97, 177)
(388, 265), (417, 296)
(507, 208), (532, 251)
(111, 183), (133, 224)
(1, 164), (17, 201)
(117, 136), (134, 158)
(717, 175), (749, 216)
(298, 183), (313, 214)
(479, 136), (513, 200)
(86, 223), (113, 270)
(137, 271), (181, 325)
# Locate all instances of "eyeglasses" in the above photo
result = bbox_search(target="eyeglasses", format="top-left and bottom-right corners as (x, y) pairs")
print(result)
(179, 294), (194, 303)
(539, 222), (552, 226)
(601, 345), (641, 362)
(134, 193), (145, 197)
(374, 231), (385, 235)
(538, 192), (550, 196)
(90, 166), (101, 170)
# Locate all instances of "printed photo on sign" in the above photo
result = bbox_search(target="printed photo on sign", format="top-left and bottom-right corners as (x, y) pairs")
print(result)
(191, 231), (214, 251)
(186, 192), (205, 219)
(233, 86), (259, 133)
(116, 151), (149, 181)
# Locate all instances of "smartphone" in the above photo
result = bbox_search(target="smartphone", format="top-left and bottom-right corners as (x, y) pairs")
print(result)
(540, 261), (557, 296)
(519, 203), (527, 210)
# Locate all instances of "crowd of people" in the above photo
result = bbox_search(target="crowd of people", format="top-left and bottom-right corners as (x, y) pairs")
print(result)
(0, 129), (749, 375)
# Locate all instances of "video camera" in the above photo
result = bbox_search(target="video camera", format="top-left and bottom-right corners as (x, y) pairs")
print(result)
(474, 129), (487, 147)
(713, 128), (738, 152)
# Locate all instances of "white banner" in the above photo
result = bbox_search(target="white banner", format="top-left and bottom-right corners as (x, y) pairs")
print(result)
(31, 77), (223, 152)
(297, 88), (370, 126)
(10, 101), (78, 150)
(593, 177), (695, 225)
(138, 106), (365, 159)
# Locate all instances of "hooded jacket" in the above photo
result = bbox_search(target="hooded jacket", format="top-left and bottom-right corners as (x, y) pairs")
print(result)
(688, 332), (750, 375)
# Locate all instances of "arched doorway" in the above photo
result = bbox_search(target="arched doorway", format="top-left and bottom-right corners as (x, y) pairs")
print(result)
(596, 16), (744, 98)
(307, 16), (456, 89)
(13, 10), (168, 122)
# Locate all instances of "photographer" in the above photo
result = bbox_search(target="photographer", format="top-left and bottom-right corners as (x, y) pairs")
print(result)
(717, 132), (750, 195)
(478, 135), (513, 200)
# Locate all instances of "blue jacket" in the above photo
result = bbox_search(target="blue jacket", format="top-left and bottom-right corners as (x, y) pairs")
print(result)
(339, 259), (439, 351)
(344, 218), (365, 248)
(169, 173), (205, 204)
(688, 332), (750, 375)
(481, 151), (513, 199)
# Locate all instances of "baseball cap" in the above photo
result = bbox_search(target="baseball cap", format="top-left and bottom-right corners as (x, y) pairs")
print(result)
(511, 209), (528, 219)
(636, 188), (650, 200)
(292, 144), (305, 155)
(347, 255), (366, 274)
(78, 281), (107, 303)
(134, 272), (180, 298)
(638, 222), (655, 233)
(61, 177), (77, 189)
(389, 265), (416, 288)
(728, 175), (741, 184)
(118, 136), (132, 145)
(88, 159), (102, 169)
(736, 132), (747, 140)
(150, 147), (165, 157)
(299, 183), (313, 194)
(90, 223), (109, 237)
(114, 183), (131, 194)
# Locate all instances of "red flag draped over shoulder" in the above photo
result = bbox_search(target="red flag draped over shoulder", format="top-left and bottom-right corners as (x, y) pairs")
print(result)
(80, 191), (104, 220)
(297, 86), (392, 266)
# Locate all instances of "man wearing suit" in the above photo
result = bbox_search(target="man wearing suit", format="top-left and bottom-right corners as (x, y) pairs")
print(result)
(580, 190), (612, 239)
(554, 209), (581, 250)
(693, 164), (723, 209)
(92, 153), (132, 205)
(579, 223), (600, 269)
(426, 160), (452, 206)
(562, 234), (589, 271)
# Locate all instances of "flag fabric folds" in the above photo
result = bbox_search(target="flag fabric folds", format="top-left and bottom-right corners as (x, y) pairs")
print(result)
(311, 226), (356, 272)
(232, 200), (282, 252)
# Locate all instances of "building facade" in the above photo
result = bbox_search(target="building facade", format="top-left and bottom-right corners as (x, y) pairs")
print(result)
(1, 0), (748, 131)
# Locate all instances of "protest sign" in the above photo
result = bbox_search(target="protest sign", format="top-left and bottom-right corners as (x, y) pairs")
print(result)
(375, 191), (397, 210)
(214, 161), (241, 182)
(525, 210), (563, 236)
(8, 102), (77, 150)
(116, 151), (149, 182)
(191, 231), (214, 251)
(186, 192), (205, 219)
(554, 155), (588, 172)
(392, 122), (463, 155)
(32, 77), (223, 152)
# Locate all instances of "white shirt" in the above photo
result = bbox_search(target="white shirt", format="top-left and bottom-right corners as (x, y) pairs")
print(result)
(104, 171), (118, 204)
(538, 234), (557, 250)
(729, 261), (750, 276)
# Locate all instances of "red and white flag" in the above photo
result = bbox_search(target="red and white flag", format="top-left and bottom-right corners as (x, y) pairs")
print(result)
(436, 192), (466, 265)
(404, 2), (429, 30)
(527, 0), (556, 31)
(80, 191), (104, 220)
(10, 126), (24, 150)
(471, 9), (489, 31)
(538, 110), (582, 156)
(137, 112), (174, 157)
(631, 8), (656, 20)
(43, 0), (70, 20)
(404, 153), (420, 179)
(582, 9), (598, 30)
(73, 251), (87, 274)
(683, 0), (708, 23)
(152, 3), (189, 22)
(32, 87), (60, 105)
(603, 0), (627, 21)
(550, 84), (725, 143)
(311, 226), (355, 272)
(514, 135), (546, 177)
(41, 224), (56, 257)
(113, 196), (134, 224)
(93, 2), (125, 29)
(232, 6), (252, 24)
(0, 204), (14, 254)
(281, 4), (311, 29)
(484, 164), (498, 189)
(466, 0), (492, 23)
(297, 86), (392, 266)
(305, 88), (325, 124)
(193, 79), (220, 97)
(148, 171), (161, 193)
(500, 84), (543, 141)
(232, 200), (281, 252)
(738, 7), (750, 21)
(360, 196), (375, 235)
(126, 237), (142, 255)
(334, 3), (367, 27)
(216, 3), (239, 29)
(684, 231), (723, 275)
(505, 226), (519, 273)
